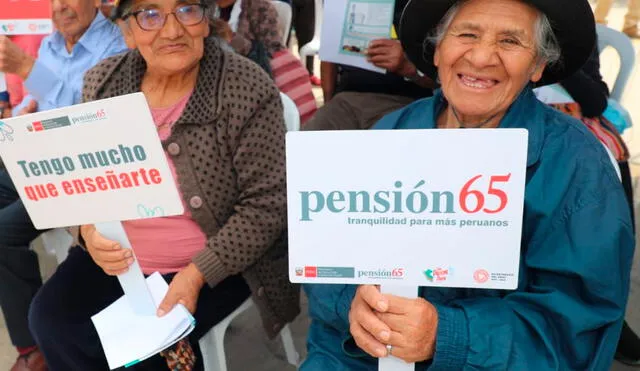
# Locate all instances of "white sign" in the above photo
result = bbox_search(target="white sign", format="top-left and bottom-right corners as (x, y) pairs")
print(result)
(319, 0), (395, 73)
(0, 0), (54, 35)
(0, 19), (52, 35)
(286, 129), (528, 290)
(0, 93), (184, 229)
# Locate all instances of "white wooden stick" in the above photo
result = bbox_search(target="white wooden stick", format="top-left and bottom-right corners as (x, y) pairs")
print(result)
(95, 221), (156, 316)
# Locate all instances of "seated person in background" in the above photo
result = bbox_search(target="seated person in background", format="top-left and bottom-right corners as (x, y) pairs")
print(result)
(213, 0), (318, 124)
(534, 40), (640, 367)
(302, 0), (634, 369)
(0, 1), (127, 370)
(27, 0), (299, 369)
(304, 0), (434, 132)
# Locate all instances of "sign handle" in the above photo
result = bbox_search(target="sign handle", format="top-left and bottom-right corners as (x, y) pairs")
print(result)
(95, 221), (156, 316)
(378, 285), (419, 371)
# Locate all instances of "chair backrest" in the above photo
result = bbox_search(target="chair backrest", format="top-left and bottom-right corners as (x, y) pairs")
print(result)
(271, 1), (292, 45)
(596, 24), (637, 102)
(280, 92), (300, 132)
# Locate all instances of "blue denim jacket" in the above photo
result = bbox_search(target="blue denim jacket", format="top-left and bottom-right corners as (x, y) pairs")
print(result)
(303, 87), (635, 370)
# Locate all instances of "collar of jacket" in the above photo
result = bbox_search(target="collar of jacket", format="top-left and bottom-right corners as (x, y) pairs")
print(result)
(91, 37), (227, 126)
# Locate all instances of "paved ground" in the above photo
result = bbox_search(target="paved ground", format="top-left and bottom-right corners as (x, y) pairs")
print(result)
(2, 2), (640, 370)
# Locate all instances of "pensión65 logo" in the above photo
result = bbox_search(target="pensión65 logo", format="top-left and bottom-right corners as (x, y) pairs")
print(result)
(357, 268), (404, 280)
(298, 175), (512, 221)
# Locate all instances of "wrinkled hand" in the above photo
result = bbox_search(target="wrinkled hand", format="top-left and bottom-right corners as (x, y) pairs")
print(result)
(349, 285), (438, 363)
(0, 36), (35, 79)
(366, 39), (416, 77)
(157, 263), (206, 316)
(17, 100), (37, 116)
(80, 224), (135, 276)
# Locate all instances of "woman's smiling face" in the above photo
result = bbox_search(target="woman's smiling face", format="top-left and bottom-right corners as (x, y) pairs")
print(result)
(434, 0), (547, 122)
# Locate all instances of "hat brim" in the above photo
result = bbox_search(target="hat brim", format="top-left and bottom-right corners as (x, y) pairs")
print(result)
(399, 0), (596, 86)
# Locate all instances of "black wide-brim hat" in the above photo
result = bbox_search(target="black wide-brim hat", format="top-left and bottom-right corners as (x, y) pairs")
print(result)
(399, 0), (596, 86)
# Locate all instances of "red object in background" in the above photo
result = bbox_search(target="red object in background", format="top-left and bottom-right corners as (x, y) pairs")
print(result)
(0, 0), (51, 20)
(4, 34), (46, 106)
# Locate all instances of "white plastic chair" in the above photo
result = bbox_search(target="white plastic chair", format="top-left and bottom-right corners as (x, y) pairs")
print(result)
(596, 24), (637, 102)
(271, 0), (292, 45)
(280, 92), (301, 132)
(40, 228), (73, 264)
(199, 298), (300, 371)
(299, 0), (323, 62)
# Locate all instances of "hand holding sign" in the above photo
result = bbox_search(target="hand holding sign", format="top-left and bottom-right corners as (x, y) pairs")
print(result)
(0, 93), (184, 316)
(81, 224), (135, 276)
(350, 285), (437, 363)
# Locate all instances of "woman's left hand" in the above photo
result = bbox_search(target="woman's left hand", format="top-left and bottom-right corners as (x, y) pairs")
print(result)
(349, 285), (438, 363)
(157, 263), (206, 316)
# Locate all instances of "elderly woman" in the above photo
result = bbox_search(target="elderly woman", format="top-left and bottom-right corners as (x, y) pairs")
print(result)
(26, 0), (299, 370)
(301, 0), (635, 370)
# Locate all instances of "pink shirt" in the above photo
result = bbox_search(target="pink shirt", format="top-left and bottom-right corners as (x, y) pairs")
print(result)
(122, 91), (207, 275)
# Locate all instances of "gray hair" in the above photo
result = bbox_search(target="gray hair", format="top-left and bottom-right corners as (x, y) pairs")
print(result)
(427, 0), (562, 66)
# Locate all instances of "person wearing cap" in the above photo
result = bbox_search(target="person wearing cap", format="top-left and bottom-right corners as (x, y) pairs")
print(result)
(25, 0), (298, 370)
(0, 1), (127, 370)
(301, 0), (635, 369)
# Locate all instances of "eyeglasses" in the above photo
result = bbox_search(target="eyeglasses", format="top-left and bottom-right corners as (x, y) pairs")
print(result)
(123, 3), (207, 31)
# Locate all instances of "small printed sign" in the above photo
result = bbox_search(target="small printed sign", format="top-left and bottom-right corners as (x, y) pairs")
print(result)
(0, 0), (53, 35)
(0, 93), (184, 229)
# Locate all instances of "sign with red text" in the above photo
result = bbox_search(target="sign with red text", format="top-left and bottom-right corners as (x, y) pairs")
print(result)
(0, 0), (52, 35)
(286, 129), (528, 290)
(0, 93), (184, 229)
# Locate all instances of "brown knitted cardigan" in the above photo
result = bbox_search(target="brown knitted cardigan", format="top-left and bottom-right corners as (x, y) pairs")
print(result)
(81, 38), (299, 338)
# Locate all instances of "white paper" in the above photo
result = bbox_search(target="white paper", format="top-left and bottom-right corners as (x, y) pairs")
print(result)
(0, 72), (6, 92)
(0, 93), (184, 229)
(96, 221), (156, 316)
(533, 84), (575, 104)
(286, 129), (528, 290)
(91, 272), (195, 370)
(320, 0), (395, 73)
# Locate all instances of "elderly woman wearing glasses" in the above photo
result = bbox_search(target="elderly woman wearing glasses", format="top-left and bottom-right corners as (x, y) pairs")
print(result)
(26, 1), (299, 370)
(301, 0), (635, 370)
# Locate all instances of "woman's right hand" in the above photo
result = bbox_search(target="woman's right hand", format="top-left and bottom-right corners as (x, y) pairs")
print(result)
(80, 224), (135, 276)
